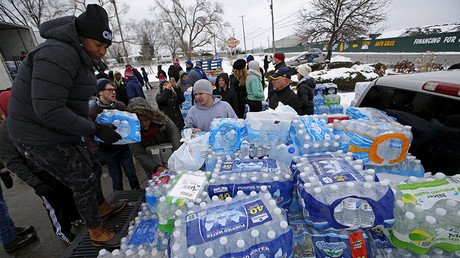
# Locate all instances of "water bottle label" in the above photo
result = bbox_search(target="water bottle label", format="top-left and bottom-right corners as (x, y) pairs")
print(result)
(168, 174), (207, 201)
(218, 159), (279, 173)
(128, 219), (158, 246)
(312, 232), (371, 258)
(433, 228), (460, 250)
(208, 180), (294, 208)
(185, 198), (272, 246)
(220, 231), (293, 258)
(396, 177), (460, 210)
(368, 227), (393, 249)
(309, 156), (365, 185)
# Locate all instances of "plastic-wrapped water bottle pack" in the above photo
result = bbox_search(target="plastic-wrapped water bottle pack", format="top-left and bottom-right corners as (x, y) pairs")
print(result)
(346, 107), (397, 123)
(207, 158), (294, 208)
(169, 192), (293, 258)
(331, 118), (413, 166)
(95, 109), (141, 144)
(364, 154), (425, 178)
(389, 174), (460, 255)
(208, 118), (246, 153)
(290, 115), (340, 155)
(295, 152), (395, 230)
(310, 231), (372, 258)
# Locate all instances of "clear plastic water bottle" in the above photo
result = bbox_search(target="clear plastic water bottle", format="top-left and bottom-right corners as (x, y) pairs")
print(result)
(269, 144), (298, 164)
(239, 140), (250, 159)
(340, 197), (361, 228)
(360, 199), (375, 228)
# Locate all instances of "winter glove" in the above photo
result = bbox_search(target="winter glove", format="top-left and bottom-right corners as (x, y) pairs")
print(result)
(94, 123), (122, 144)
(0, 169), (13, 189)
(33, 183), (54, 196)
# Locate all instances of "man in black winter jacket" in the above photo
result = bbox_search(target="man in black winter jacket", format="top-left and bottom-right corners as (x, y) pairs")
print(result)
(6, 4), (124, 248)
(268, 67), (303, 115)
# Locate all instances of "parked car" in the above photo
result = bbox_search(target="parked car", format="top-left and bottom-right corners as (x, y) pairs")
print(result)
(352, 69), (460, 175)
(286, 48), (326, 66)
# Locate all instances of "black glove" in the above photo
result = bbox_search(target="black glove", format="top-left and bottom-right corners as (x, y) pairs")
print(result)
(0, 169), (13, 189)
(34, 183), (54, 196)
(94, 123), (122, 144)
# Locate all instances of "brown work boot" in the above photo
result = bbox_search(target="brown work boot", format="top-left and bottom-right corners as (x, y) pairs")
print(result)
(88, 225), (121, 248)
(98, 200), (126, 221)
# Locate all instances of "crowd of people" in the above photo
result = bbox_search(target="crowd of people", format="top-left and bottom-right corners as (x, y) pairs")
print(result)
(0, 3), (317, 254)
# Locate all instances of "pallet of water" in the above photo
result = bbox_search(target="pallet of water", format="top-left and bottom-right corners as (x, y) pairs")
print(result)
(332, 118), (413, 166)
(207, 158), (294, 208)
(290, 115), (340, 155)
(389, 174), (460, 255)
(295, 152), (395, 230)
(169, 191), (293, 258)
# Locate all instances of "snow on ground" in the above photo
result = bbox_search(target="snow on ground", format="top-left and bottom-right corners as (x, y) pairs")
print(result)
(311, 65), (379, 82)
(331, 55), (352, 62)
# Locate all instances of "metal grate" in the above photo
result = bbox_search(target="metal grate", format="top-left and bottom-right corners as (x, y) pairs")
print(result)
(61, 189), (144, 258)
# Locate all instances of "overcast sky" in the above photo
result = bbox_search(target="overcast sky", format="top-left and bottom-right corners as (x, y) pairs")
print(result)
(119, 0), (460, 50)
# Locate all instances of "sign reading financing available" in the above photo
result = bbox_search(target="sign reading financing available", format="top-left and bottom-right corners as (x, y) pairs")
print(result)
(225, 37), (240, 49)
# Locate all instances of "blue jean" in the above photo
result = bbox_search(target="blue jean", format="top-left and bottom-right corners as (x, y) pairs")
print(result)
(0, 185), (16, 245)
(104, 147), (140, 191)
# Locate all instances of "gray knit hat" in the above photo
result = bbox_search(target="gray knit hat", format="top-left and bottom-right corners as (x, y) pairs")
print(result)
(193, 79), (213, 95)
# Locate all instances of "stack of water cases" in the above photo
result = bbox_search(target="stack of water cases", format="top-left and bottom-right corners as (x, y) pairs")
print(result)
(294, 151), (395, 231)
(290, 115), (340, 155)
(181, 87), (193, 118)
(95, 109), (141, 144)
(207, 157), (294, 209)
(389, 174), (460, 255)
(169, 192), (293, 258)
(313, 83), (343, 115)
(333, 107), (425, 178)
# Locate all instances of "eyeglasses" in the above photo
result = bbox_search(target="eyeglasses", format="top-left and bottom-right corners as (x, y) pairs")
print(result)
(102, 88), (116, 92)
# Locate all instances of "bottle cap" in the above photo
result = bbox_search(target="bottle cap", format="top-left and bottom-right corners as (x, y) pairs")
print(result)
(225, 197), (233, 203)
(175, 210), (183, 216)
(314, 187), (322, 193)
(425, 215), (436, 224)
(219, 236), (228, 245)
(200, 202), (207, 208)
(251, 229), (259, 237)
(274, 208), (282, 215)
(188, 246), (197, 255)
(435, 208), (446, 216)
(330, 185), (338, 191)
(237, 239), (245, 248)
(267, 230), (276, 239)
(205, 248), (214, 257)
(174, 220), (182, 227)
(405, 212), (415, 220)
(447, 199), (458, 207)
(395, 200), (405, 209)
(269, 199), (277, 206)
(250, 191), (257, 196)
(173, 230), (180, 238)
(280, 221), (288, 229)
(363, 182), (372, 189)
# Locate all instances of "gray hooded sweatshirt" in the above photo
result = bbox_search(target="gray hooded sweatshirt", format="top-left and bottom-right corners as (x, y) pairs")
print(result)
(184, 96), (237, 132)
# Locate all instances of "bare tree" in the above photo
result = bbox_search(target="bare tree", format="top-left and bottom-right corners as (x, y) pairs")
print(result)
(0, 0), (71, 28)
(159, 24), (181, 59)
(296, 0), (390, 60)
(155, 0), (225, 59)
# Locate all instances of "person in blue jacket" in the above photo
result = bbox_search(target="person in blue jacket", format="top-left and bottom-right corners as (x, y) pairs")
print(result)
(124, 67), (146, 100)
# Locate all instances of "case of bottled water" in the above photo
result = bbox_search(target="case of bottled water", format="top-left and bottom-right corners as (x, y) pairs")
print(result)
(346, 107), (397, 123)
(207, 158), (295, 209)
(245, 108), (296, 149)
(389, 174), (460, 255)
(364, 155), (425, 178)
(156, 172), (210, 233)
(208, 118), (246, 153)
(331, 118), (413, 166)
(169, 193), (293, 258)
(295, 153), (395, 230)
(290, 115), (340, 155)
(95, 109), (141, 144)
(311, 231), (372, 258)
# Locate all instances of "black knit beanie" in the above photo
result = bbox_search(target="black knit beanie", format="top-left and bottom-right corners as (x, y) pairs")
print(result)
(76, 4), (112, 45)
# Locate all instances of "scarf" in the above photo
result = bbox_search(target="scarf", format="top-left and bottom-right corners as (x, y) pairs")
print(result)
(141, 124), (161, 142)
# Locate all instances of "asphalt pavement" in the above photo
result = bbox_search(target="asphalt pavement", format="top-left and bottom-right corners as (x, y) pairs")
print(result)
(0, 82), (160, 258)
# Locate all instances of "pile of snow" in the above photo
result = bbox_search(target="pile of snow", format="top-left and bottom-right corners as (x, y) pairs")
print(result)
(331, 55), (352, 62)
(377, 22), (460, 39)
(311, 64), (379, 82)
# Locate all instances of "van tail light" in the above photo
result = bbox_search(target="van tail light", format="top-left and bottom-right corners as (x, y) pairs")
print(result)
(422, 81), (460, 97)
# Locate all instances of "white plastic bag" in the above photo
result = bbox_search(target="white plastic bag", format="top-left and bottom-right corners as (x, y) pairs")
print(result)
(167, 129), (210, 171)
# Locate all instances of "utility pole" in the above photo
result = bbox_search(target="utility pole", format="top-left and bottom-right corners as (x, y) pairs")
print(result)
(270, 0), (275, 53)
(111, 0), (128, 63)
(239, 15), (247, 53)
